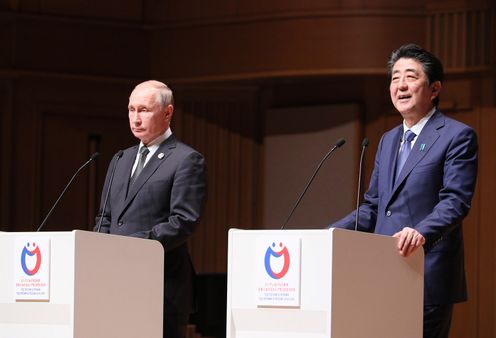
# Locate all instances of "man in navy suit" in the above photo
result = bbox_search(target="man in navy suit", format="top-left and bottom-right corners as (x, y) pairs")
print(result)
(95, 80), (207, 338)
(330, 44), (478, 338)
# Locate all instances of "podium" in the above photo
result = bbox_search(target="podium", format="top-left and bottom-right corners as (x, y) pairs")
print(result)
(0, 230), (164, 338)
(226, 228), (424, 338)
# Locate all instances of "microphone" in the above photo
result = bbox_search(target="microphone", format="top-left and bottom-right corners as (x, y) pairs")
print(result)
(36, 152), (99, 232)
(281, 138), (346, 230)
(354, 138), (369, 231)
(96, 150), (123, 233)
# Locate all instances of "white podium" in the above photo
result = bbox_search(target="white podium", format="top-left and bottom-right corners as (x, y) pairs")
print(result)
(0, 230), (164, 338)
(226, 228), (424, 338)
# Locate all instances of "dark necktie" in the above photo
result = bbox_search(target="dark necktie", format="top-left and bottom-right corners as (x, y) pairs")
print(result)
(396, 130), (416, 179)
(131, 146), (149, 184)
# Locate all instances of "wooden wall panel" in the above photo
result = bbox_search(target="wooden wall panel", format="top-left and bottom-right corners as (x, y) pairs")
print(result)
(427, 8), (495, 71)
(475, 107), (496, 338)
(6, 0), (144, 21)
(151, 13), (425, 82)
(5, 15), (148, 78)
(0, 18), (13, 67)
(147, 0), (426, 23)
(0, 80), (14, 230)
(172, 87), (261, 273)
(31, 0), (144, 21)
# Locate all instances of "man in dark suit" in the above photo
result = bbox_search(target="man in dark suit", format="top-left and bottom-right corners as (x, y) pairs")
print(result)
(330, 44), (478, 338)
(95, 80), (207, 338)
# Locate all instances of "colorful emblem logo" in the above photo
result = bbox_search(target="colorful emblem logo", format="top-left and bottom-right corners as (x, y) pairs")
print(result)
(264, 242), (290, 279)
(20, 242), (42, 276)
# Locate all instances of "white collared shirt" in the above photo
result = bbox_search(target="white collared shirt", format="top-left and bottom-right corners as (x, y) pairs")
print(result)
(131, 128), (172, 177)
(400, 107), (436, 149)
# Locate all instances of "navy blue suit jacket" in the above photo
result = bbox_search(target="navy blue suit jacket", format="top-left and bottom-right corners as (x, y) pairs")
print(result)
(96, 134), (207, 315)
(331, 110), (478, 305)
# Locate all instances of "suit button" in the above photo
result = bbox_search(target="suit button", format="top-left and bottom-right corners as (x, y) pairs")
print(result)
(118, 220), (123, 226)
(386, 210), (392, 217)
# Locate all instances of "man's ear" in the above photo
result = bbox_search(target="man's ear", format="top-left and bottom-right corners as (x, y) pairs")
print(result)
(430, 81), (442, 97)
(165, 104), (174, 121)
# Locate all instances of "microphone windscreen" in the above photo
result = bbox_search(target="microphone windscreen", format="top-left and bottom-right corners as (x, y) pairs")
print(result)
(335, 138), (346, 148)
(90, 152), (100, 161)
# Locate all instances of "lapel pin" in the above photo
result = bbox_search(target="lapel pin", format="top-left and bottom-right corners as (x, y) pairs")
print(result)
(158, 152), (165, 159)
(419, 143), (426, 151)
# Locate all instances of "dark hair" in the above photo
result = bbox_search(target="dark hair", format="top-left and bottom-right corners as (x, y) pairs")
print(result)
(387, 43), (444, 107)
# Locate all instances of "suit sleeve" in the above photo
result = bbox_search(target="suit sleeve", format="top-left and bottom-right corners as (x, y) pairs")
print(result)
(415, 126), (478, 247)
(130, 151), (207, 251)
(328, 136), (382, 232)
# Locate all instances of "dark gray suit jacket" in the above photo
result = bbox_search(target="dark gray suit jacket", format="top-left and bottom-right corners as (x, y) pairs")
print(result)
(96, 134), (207, 315)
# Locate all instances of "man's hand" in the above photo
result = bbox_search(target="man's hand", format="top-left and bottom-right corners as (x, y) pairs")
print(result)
(393, 227), (426, 257)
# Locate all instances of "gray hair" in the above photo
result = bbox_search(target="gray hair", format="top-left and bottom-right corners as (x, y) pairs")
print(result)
(134, 80), (174, 109)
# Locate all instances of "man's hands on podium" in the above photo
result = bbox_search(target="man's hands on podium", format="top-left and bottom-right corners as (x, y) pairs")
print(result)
(393, 227), (426, 257)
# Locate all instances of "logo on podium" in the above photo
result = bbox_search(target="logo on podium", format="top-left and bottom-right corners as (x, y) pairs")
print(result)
(264, 242), (290, 279)
(256, 236), (301, 307)
(14, 237), (50, 301)
(20, 242), (42, 276)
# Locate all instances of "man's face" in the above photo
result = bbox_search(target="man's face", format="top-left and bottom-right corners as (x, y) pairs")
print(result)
(128, 86), (172, 145)
(390, 58), (440, 124)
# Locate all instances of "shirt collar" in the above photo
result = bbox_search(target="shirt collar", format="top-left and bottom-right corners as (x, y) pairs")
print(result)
(138, 128), (172, 155)
(403, 107), (436, 136)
